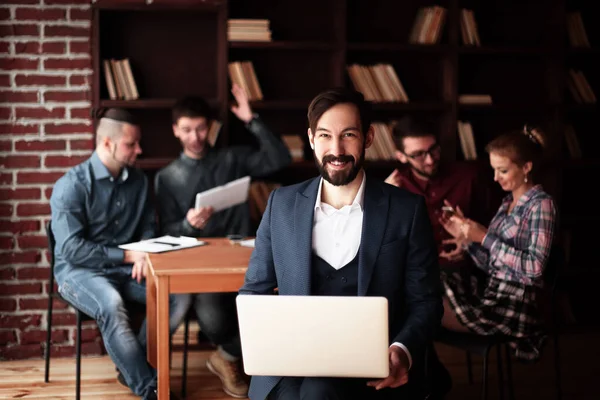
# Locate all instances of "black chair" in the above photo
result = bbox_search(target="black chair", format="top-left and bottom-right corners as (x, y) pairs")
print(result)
(44, 221), (149, 399)
(435, 245), (564, 400)
(44, 220), (94, 400)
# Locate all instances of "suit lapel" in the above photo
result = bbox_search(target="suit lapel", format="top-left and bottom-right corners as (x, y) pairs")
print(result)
(291, 178), (320, 295)
(358, 178), (389, 296)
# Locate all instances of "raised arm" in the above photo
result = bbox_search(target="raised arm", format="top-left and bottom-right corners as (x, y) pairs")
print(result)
(50, 177), (124, 268)
(229, 83), (291, 177)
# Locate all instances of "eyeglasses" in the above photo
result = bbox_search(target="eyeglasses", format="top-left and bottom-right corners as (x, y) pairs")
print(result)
(404, 144), (441, 161)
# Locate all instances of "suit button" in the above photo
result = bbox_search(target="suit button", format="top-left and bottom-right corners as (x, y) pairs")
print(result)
(326, 274), (333, 280)
(341, 277), (347, 283)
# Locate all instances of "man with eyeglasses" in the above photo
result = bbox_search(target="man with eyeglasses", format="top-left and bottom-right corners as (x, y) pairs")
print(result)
(383, 117), (494, 399)
(384, 117), (494, 268)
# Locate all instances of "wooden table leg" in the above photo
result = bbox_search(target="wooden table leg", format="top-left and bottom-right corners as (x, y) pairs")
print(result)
(156, 276), (170, 399)
(147, 270), (157, 367)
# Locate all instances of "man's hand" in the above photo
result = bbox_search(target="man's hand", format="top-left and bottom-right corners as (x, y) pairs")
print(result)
(124, 250), (149, 284)
(186, 206), (214, 230)
(384, 169), (402, 187)
(230, 83), (254, 123)
(367, 346), (410, 390)
(131, 257), (148, 284)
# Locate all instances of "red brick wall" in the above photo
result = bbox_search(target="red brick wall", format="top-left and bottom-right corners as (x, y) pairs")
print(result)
(0, 0), (102, 360)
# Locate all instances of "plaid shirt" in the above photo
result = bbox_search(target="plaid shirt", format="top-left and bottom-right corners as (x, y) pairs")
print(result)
(467, 184), (556, 287)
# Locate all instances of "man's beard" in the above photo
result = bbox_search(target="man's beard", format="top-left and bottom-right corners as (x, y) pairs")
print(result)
(409, 161), (439, 179)
(314, 150), (365, 186)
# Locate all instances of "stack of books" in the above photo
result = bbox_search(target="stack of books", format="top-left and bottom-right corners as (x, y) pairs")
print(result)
(409, 5), (447, 44)
(228, 19), (272, 42)
(365, 123), (396, 161)
(458, 94), (492, 105)
(459, 9), (481, 46)
(457, 121), (477, 160)
(228, 61), (263, 101)
(568, 69), (596, 103)
(281, 135), (304, 161)
(347, 64), (409, 103)
(103, 58), (139, 100)
(566, 11), (590, 47)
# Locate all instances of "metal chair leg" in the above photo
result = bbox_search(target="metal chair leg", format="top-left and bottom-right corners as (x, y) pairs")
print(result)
(481, 347), (491, 400)
(466, 351), (474, 384)
(76, 311), (83, 400)
(496, 346), (505, 400)
(504, 344), (515, 400)
(181, 317), (190, 399)
(44, 296), (54, 383)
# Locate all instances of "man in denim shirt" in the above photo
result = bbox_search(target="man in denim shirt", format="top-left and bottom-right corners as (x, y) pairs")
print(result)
(50, 108), (186, 400)
(154, 84), (291, 398)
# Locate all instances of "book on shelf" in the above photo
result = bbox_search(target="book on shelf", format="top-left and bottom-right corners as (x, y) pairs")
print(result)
(281, 135), (304, 161)
(365, 122), (396, 161)
(408, 5), (447, 45)
(566, 11), (590, 48)
(228, 61), (263, 101)
(457, 121), (477, 160)
(347, 64), (408, 103)
(564, 124), (582, 159)
(208, 119), (222, 147)
(460, 9), (481, 46)
(228, 19), (272, 42)
(103, 58), (139, 100)
(458, 94), (493, 105)
(567, 69), (596, 104)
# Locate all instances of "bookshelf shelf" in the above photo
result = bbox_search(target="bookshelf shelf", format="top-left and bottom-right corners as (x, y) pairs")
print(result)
(567, 47), (600, 55)
(248, 100), (310, 110)
(458, 103), (559, 112)
(229, 41), (335, 50)
(347, 43), (450, 53)
(99, 98), (220, 109)
(93, 1), (223, 11)
(457, 46), (555, 55)
(371, 102), (450, 111)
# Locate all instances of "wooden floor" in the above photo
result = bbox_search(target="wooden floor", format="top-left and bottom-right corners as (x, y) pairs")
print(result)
(0, 330), (599, 399)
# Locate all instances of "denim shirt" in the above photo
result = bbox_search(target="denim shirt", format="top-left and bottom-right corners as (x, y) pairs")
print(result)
(50, 151), (156, 285)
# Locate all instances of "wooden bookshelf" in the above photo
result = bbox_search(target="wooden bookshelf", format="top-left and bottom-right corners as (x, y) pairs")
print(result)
(91, 0), (600, 329)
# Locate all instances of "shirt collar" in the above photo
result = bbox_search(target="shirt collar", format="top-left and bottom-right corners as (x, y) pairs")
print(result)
(314, 172), (366, 214)
(90, 151), (129, 182)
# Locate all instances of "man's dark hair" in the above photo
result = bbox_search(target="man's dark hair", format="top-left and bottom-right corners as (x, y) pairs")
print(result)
(172, 96), (213, 125)
(391, 116), (437, 151)
(307, 87), (372, 135)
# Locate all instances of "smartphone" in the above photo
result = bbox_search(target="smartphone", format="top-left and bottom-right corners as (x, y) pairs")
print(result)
(227, 234), (245, 244)
(441, 205), (455, 215)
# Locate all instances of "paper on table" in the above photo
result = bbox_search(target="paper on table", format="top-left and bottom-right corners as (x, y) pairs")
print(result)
(195, 176), (251, 212)
(119, 235), (206, 253)
(240, 239), (255, 248)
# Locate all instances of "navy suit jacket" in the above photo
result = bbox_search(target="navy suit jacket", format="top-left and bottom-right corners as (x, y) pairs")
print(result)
(239, 175), (443, 400)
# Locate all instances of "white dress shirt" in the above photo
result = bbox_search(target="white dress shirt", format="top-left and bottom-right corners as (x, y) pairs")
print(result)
(312, 174), (412, 368)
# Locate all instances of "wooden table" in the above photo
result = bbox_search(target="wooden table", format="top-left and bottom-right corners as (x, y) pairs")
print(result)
(146, 238), (253, 399)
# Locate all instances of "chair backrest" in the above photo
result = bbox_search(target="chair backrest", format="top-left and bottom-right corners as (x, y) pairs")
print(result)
(45, 221), (57, 295)
(539, 244), (564, 331)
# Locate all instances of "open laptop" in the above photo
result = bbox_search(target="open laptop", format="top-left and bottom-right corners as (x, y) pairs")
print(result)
(236, 294), (389, 378)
